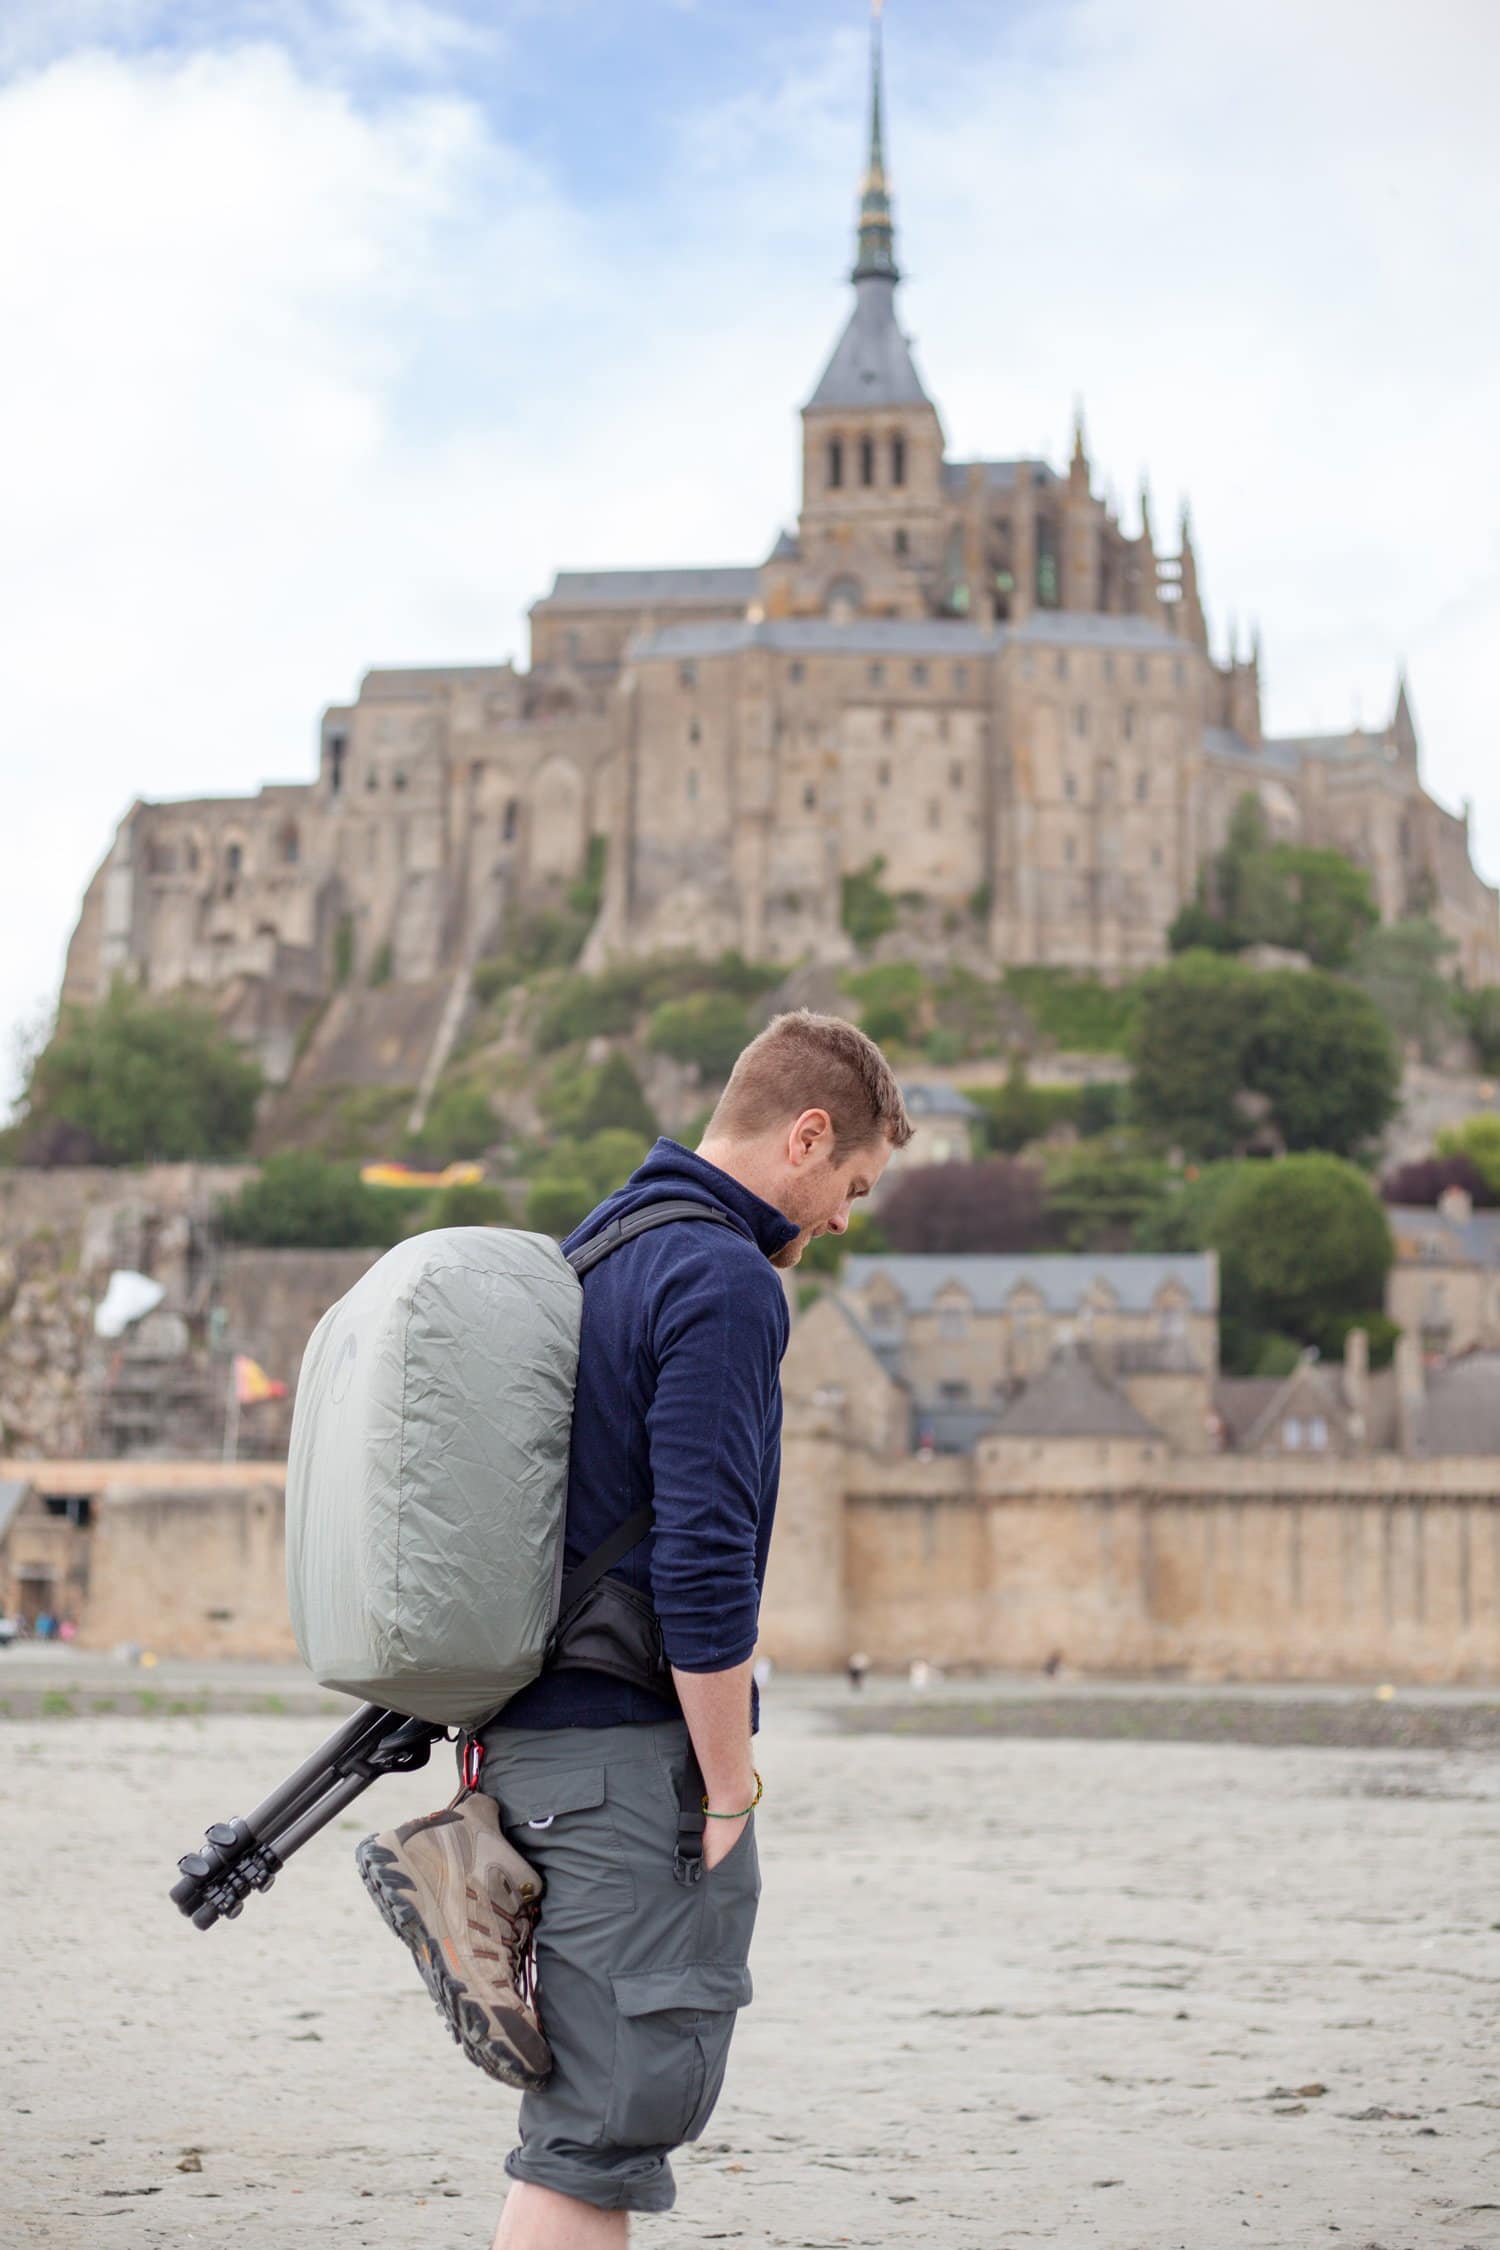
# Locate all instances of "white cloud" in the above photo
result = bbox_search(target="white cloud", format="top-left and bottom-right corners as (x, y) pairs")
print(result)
(1, 0), (1497, 1112)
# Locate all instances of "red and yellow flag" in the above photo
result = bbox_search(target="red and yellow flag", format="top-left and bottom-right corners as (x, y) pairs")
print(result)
(234, 1354), (287, 1407)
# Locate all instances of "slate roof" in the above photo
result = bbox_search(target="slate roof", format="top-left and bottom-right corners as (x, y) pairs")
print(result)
(806, 274), (932, 411)
(844, 1251), (1217, 1315)
(1415, 1352), (1500, 1456)
(0, 1480), (31, 1544)
(901, 1083), (982, 1120)
(1388, 1205), (1500, 1268)
(535, 567), (760, 611)
(1009, 613), (1189, 653)
(988, 1350), (1162, 1440)
(630, 617), (999, 662)
(942, 459), (1057, 492)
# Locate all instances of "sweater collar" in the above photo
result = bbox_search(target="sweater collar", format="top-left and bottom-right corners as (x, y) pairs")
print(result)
(629, 1138), (801, 1262)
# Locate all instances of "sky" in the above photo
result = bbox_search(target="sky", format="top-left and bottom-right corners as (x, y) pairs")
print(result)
(2, 0), (1498, 1106)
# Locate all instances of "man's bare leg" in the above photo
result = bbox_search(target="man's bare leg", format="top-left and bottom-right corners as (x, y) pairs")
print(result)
(492, 2181), (628, 2249)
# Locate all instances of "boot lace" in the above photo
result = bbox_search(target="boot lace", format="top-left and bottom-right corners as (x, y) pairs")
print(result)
(465, 1882), (542, 2006)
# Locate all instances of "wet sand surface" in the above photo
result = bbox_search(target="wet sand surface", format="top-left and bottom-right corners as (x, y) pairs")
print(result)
(6, 1669), (1500, 2249)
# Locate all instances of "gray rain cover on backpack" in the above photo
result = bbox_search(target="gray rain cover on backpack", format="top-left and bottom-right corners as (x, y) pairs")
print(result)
(285, 1227), (580, 1727)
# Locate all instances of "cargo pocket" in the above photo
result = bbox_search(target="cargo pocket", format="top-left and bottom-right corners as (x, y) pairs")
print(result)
(490, 1765), (631, 1918)
(496, 1766), (608, 1833)
(606, 1962), (753, 2149)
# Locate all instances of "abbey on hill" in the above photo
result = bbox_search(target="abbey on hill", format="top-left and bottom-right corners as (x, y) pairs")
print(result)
(63, 18), (1499, 1081)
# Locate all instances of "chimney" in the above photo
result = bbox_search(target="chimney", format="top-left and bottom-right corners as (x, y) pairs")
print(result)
(1438, 1183), (1473, 1226)
(1342, 1323), (1369, 1450)
(1394, 1331), (1425, 1456)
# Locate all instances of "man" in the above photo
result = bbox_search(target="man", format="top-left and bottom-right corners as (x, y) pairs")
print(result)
(364, 1010), (909, 2243)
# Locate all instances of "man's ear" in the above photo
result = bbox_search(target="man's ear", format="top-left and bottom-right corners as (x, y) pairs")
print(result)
(789, 1107), (833, 1164)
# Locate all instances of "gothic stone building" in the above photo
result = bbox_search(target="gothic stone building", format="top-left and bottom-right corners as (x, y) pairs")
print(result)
(63, 24), (1500, 1066)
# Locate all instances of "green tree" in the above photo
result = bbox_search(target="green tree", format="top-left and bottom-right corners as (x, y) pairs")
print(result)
(219, 1154), (408, 1248)
(18, 982), (262, 1165)
(524, 1129), (651, 1236)
(840, 857), (899, 950)
(524, 1174), (593, 1237)
(1436, 1115), (1500, 1197)
(573, 1051), (659, 1140)
(1243, 969), (1400, 1160)
(966, 1056), (1077, 1154)
(1213, 1154), (1394, 1361)
(647, 992), (751, 1078)
(1456, 986), (1500, 1074)
(1269, 846), (1378, 970)
(1350, 918), (1462, 1061)
(1132, 1160), (1243, 1253)
(1040, 1144), (1173, 1250)
(844, 962), (926, 1048)
(1130, 951), (1257, 1159)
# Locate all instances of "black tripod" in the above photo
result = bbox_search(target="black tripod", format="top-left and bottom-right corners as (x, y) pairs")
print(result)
(168, 1703), (446, 1931)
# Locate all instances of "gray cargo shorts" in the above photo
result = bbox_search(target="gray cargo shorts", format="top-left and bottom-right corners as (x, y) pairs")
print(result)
(478, 1718), (759, 2214)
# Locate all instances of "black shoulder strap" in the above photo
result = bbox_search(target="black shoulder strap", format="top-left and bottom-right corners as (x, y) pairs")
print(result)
(564, 1197), (741, 1277)
(556, 1199), (744, 1619)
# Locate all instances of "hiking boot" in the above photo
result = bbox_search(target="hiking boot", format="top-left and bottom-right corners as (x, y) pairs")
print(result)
(355, 1794), (551, 2088)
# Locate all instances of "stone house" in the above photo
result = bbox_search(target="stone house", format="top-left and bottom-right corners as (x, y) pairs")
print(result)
(1386, 1187), (1500, 1357)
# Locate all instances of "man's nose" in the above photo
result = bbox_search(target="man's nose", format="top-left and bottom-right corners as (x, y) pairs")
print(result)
(827, 1210), (849, 1235)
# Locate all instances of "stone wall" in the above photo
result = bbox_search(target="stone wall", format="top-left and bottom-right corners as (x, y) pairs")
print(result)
(81, 1479), (295, 1661)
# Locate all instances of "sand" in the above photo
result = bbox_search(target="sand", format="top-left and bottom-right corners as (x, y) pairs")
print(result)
(6, 1667), (1500, 2249)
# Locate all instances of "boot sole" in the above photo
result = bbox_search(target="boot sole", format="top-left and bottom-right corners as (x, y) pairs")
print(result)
(354, 1836), (551, 2090)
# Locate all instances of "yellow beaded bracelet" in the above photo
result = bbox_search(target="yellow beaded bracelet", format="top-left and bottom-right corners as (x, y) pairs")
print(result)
(701, 1769), (763, 1819)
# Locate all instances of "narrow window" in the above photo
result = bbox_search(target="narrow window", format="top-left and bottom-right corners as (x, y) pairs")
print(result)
(860, 435), (876, 487)
(225, 841), (243, 875)
(1064, 773), (1077, 800)
(894, 528), (909, 556)
(877, 759), (892, 786)
(881, 711), (895, 741)
(789, 660), (805, 684)
(868, 660), (884, 686)
(953, 664), (968, 691)
(1123, 704), (1135, 741)
(679, 660), (697, 688)
(327, 733), (346, 796)
(688, 719), (701, 745)
(393, 768), (408, 791)
(803, 783), (817, 811)
(949, 761), (963, 789)
(911, 662), (928, 686)
(827, 437), (844, 490)
(892, 433), (907, 486)
(502, 799), (519, 842)
(1135, 656), (1148, 685)
(1074, 704), (1088, 737)
(1135, 771), (1148, 802)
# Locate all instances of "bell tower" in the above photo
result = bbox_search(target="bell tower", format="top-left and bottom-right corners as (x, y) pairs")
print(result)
(796, 1), (946, 619)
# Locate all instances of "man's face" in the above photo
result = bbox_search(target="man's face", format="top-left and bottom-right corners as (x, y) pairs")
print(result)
(769, 1126), (894, 1270)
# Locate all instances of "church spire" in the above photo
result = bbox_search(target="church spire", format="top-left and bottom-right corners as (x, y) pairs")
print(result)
(852, 1), (899, 283)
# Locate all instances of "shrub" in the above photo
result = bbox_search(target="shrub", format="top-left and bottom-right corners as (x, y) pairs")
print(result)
(525, 1129), (652, 1237)
(16, 981), (262, 1165)
(333, 913), (355, 987)
(410, 1082), (498, 1162)
(420, 1179), (511, 1230)
(1457, 985), (1500, 1074)
(1040, 1145), (1173, 1251)
(841, 857), (899, 950)
(1350, 918), (1462, 1062)
(219, 1154), (409, 1248)
(844, 963), (925, 1048)
(1075, 1080), (1125, 1136)
(647, 992), (751, 1079)
(1002, 966), (1139, 1053)
(965, 1058), (1080, 1154)
(573, 1052), (659, 1140)
(1435, 1116), (1500, 1198)
(524, 1174), (592, 1238)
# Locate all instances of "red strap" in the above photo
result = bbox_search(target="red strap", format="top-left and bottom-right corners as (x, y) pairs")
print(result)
(461, 1735), (484, 1793)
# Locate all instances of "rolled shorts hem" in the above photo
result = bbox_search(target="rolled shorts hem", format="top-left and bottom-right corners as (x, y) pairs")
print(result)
(503, 2145), (677, 2215)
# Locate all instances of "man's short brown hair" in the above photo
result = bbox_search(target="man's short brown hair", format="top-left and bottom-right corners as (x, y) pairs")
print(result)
(706, 1010), (913, 1158)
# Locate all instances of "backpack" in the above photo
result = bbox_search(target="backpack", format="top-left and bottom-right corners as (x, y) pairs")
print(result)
(284, 1203), (737, 1726)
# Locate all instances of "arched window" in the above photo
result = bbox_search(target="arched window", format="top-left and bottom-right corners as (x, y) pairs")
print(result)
(224, 840), (243, 876)
(825, 575), (863, 622)
(891, 433), (907, 487)
(502, 799), (519, 842)
(859, 435), (875, 487)
(827, 436), (844, 490)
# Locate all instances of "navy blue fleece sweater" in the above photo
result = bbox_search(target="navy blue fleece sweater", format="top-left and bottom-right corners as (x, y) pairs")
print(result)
(498, 1139), (799, 1729)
